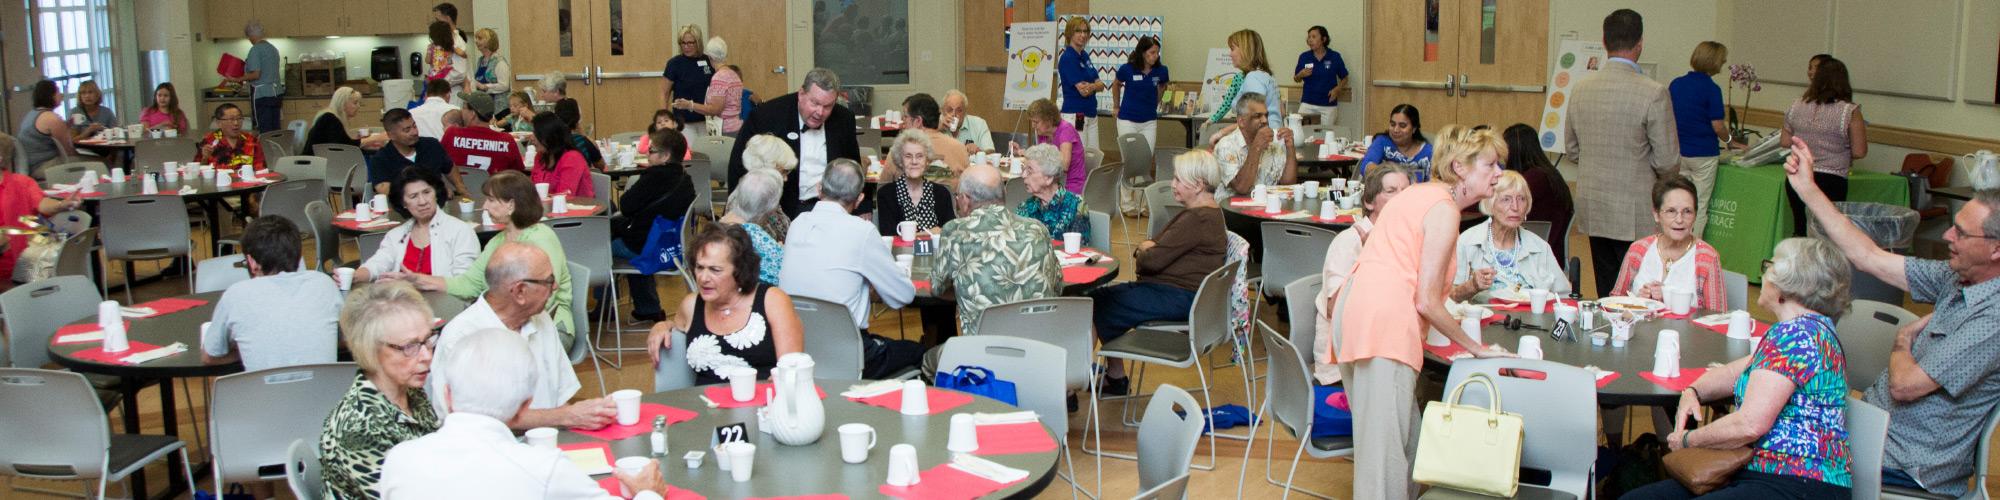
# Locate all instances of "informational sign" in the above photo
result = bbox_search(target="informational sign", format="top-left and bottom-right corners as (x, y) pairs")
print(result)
(1200, 48), (1238, 116)
(1052, 15), (1166, 113)
(1003, 21), (1060, 111)
(1539, 39), (1607, 153)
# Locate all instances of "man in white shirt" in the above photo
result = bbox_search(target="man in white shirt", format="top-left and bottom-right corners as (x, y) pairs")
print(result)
(410, 78), (461, 140)
(432, 243), (615, 429)
(380, 328), (670, 499)
(778, 160), (925, 378)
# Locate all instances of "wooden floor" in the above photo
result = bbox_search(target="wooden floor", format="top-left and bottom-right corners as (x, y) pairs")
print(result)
(6, 207), (1987, 499)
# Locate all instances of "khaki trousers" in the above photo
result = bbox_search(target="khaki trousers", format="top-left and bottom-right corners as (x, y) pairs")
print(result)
(1680, 156), (1719, 239)
(1338, 357), (1420, 500)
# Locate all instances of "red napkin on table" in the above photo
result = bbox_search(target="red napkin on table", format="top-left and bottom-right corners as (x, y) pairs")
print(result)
(1424, 342), (1468, 360)
(255, 170), (281, 179)
(552, 206), (599, 218)
(972, 422), (1059, 456)
(1694, 319), (1770, 338)
(1311, 214), (1355, 225)
(1060, 266), (1111, 284)
(877, 464), (1022, 500)
(701, 383), (826, 409)
(69, 341), (170, 365)
(852, 386), (974, 415)
(1241, 209), (1299, 218)
(130, 297), (209, 318)
(46, 189), (105, 198)
(893, 237), (916, 248)
(1226, 197), (1263, 207)
(1595, 371), (1623, 389)
(335, 218), (398, 231)
(570, 403), (699, 441)
(1658, 311), (1694, 320)
(54, 321), (130, 344)
(911, 280), (931, 292)
(594, 477), (706, 500)
(1638, 367), (1709, 392)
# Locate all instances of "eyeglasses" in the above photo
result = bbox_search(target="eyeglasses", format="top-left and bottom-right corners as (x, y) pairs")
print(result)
(384, 333), (440, 357)
(519, 276), (557, 288)
(1951, 221), (1999, 241)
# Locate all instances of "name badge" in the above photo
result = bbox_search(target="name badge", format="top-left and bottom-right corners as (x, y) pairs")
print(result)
(697, 60), (709, 67)
(1132, 75), (1144, 82)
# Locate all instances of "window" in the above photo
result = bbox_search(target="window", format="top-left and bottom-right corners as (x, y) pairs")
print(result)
(35, 0), (116, 115)
(812, 0), (909, 86)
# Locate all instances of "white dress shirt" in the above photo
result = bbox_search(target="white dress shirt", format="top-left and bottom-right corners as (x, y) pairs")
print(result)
(377, 412), (663, 500)
(797, 116), (829, 201)
(431, 297), (580, 418)
(358, 213), (481, 279)
(778, 201), (916, 329)
(410, 97), (460, 140)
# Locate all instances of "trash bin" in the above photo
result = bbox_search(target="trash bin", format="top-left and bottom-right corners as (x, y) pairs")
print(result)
(1808, 202), (1919, 251)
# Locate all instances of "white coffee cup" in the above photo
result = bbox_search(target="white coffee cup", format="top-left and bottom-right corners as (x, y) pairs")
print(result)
(611, 389), (643, 426)
(1461, 316), (1483, 344)
(1251, 184), (1267, 203)
(728, 366), (759, 402)
(535, 182), (551, 199)
(899, 379), (930, 416)
(1008, 157), (1023, 176)
(1302, 180), (1320, 195)
(458, 199), (475, 213)
(724, 441), (756, 482)
(162, 165), (179, 183)
(552, 194), (569, 215)
(886, 444), (922, 487)
(109, 167), (126, 183)
(79, 173), (98, 193)
(200, 166), (215, 182)
(140, 174), (158, 195)
(1555, 303), (1579, 329)
(1529, 289), (1553, 314)
(839, 423), (877, 464)
(334, 267), (354, 291)
(1670, 288), (1696, 315)
(354, 202), (373, 222)
(371, 194), (389, 213)
(1319, 200), (1337, 220)
(356, 127), (370, 137)
(1518, 336), (1543, 360)
(881, 235), (895, 248)
(1265, 195), (1283, 214)
(525, 427), (558, 449)
(615, 456), (652, 497)
(238, 165), (254, 182)
(1062, 232), (1082, 255)
(897, 221), (917, 242)
(481, 211), (495, 227)
(947, 414), (979, 452)
(1727, 310), (1754, 339)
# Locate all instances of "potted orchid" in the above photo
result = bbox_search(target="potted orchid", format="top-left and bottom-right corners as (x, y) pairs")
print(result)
(1726, 63), (1762, 145)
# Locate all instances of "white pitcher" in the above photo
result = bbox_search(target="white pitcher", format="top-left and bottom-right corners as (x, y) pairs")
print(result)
(1966, 150), (2000, 190)
(765, 353), (826, 446)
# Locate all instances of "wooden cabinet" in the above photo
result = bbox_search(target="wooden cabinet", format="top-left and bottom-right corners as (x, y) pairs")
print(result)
(207, 0), (453, 38)
(253, 0), (298, 38)
(205, 0), (253, 39)
(290, 0), (344, 37)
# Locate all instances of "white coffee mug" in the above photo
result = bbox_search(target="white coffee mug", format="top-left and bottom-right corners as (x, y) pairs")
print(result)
(611, 389), (642, 426)
(1518, 336), (1543, 360)
(896, 221), (917, 242)
(838, 423), (877, 464)
(371, 194), (389, 213)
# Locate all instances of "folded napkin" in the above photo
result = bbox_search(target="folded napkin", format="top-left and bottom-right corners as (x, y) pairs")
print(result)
(841, 380), (904, 399)
(558, 442), (615, 474)
(970, 411), (1039, 426)
(120, 342), (188, 364)
(1269, 211), (1312, 220)
(177, 185), (198, 195)
(1227, 197), (1264, 207)
(949, 453), (1030, 484)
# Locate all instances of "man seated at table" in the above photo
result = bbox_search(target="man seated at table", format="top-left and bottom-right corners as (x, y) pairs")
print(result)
(432, 242), (616, 430)
(371, 108), (453, 196)
(931, 164), (1062, 340)
(778, 160), (925, 378)
(941, 89), (995, 154)
(536, 72), (567, 113)
(411, 79), (460, 140)
(900, 93), (969, 175)
(201, 217), (342, 371)
(1213, 92), (1297, 201)
(1787, 138), (2000, 497)
(380, 327), (670, 499)
(441, 91), (526, 189)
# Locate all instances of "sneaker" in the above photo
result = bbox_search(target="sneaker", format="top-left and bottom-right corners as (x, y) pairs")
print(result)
(1099, 375), (1130, 397)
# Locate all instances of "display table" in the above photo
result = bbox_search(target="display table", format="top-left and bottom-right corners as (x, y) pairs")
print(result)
(1702, 163), (1908, 282)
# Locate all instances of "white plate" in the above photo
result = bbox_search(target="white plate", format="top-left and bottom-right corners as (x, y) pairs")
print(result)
(1599, 296), (1666, 313)
(1489, 287), (1531, 303)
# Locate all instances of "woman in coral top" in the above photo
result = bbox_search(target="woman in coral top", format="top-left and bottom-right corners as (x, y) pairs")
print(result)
(1330, 125), (1509, 500)
(1610, 176), (1726, 312)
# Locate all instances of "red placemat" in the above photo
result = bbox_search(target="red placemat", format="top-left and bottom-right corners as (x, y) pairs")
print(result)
(46, 189), (106, 198)
(852, 386), (974, 415)
(571, 403), (700, 440)
(53, 321), (130, 344)
(335, 218), (400, 231)
(878, 464), (1020, 500)
(972, 422), (1058, 456)
(701, 383), (826, 409)
(892, 237), (916, 248)
(131, 297), (209, 317)
(1240, 209), (1300, 218)
(1060, 266), (1110, 284)
(1638, 367), (1709, 392)
(1226, 197), (1262, 207)
(229, 180), (273, 189)
(912, 280), (931, 292)
(68, 341), (169, 365)
(1694, 319), (1771, 338)
(255, 170), (281, 179)
(1595, 371), (1622, 389)
(1658, 311), (1694, 320)
(594, 477), (706, 500)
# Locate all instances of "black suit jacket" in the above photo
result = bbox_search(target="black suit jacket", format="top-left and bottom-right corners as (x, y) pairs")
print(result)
(726, 91), (863, 216)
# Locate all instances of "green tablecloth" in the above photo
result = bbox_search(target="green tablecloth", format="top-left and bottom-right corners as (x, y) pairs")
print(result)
(1703, 163), (1910, 282)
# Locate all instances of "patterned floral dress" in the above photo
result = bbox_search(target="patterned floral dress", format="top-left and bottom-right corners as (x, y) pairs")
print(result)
(1737, 312), (1851, 487)
(1015, 190), (1090, 239)
(319, 374), (440, 499)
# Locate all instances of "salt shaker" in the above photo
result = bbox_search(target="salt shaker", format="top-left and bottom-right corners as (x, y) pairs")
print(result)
(650, 415), (669, 458)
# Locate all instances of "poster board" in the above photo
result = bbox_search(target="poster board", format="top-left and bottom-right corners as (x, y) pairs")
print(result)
(1053, 15), (1165, 113)
(1003, 21), (1060, 111)
(1539, 39), (1607, 153)
(1200, 48), (1237, 117)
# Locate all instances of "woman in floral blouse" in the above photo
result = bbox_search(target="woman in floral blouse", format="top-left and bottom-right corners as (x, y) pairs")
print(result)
(1015, 143), (1089, 238)
(194, 103), (264, 170)
(319, 282), (442, 499)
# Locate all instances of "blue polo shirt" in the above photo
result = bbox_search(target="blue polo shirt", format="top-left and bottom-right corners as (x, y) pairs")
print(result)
(661, 55), (714, 125)
(1296, 49), (1349, 106)
(1057, 46), (1100, 116)
(1114, 63), (1169, 122)
(1667, 71), (1726, 157)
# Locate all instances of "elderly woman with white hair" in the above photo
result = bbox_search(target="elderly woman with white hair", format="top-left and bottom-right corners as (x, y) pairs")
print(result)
(1626, 237), (1855, 499)
(303, 86), (390, 154)
(1451, 170), (1570, 301)
(1087, 150), (1229, 394)
(721, 167), (786, 285)
(875, 129), (957, 236)
(319, 282), (442, 500)
(740, 134), (799, 241)
(673, 36), (743, 136)
(1015, 143), (1091, 238)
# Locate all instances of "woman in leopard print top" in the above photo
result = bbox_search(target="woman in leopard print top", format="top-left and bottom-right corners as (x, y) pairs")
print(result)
(319, 283), (442, 499)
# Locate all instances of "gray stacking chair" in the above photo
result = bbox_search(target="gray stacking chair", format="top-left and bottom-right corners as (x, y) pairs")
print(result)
(314, 144), (369, 206)
(793, 297), (867, 380)
(270, 155), (327, 181)
(974, 296), (1103, 494)
(1136, 384), (1204, 500)
(42, 161), (108, 185)
(1145, 182), (1182, 239)
(1422, 358), (1598, 499)
(1723, 270), (1749, 312)
(132, 137), (197, 171)
(209, 363), (357, 490)
(258, 130), (296, 161)
(1837, 300), (1920, 390)
(1098, 264), (1253, 471)
(1850, 396), (1890, 500)
(355, 231), (387, 267)
(99, 195), (193, 302)
(194, 254), (251, 294)
(652, 329), (697, 392)
(53, 227), (98, 280)
(1241, 322), (1351, 499)
(284, 439), (323, 500)
(1282, 275), (1324, 368)
(303, 201), (343, 271)
(566, 261), (608, 396)
(0, 368), (195, 499)
(1258, 222), (1338, 298)
(549, 216), (620, 356)
(1132, 473), (1191, 500)
(1088, 211), (1113, 252)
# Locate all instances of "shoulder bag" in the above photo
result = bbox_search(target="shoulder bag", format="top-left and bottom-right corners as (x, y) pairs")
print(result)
(1412, 372), (1526, 497)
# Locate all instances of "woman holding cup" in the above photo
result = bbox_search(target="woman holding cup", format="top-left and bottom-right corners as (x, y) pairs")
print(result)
(69, 81), (117, 139)
(304, 86), (391, 154)
(353, 167), (480, 284)
(1311, 164), (1410, 384)
(1451, 170), (1570, 301)
(1610, 177), (1725, 312)
(1086, 150), (1229, 394)
(1015, 143), (1090, 238)
(528, 112), (594, 198)
(646, 224), (804, 385)
(1624, 237), (1854, 498)
(874, 129), (957, 236)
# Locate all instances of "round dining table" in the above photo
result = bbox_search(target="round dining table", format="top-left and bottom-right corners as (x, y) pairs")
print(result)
(896, 240), (1121, 299)
(332, 194), (608, 237)
(557, 378), (1060, 499)
(43, 170), (287, 255)
(1426, 304), (1757, 407)
(1222, 188), (1487, 260)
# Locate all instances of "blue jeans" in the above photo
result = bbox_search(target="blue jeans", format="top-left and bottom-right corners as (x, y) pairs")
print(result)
(1882, 468), (1926, 491)
(1088, 281), (1196, 341)
(610, 242), (663, 317)
(253, 96), (283, 133)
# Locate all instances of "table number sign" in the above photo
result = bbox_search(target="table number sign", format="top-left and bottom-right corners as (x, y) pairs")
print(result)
(710, 422), (749, 449)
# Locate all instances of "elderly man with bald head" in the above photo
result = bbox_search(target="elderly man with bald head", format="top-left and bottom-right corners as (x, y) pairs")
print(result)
(432, 242), (615, 430)
(929, 164), (1063, 336)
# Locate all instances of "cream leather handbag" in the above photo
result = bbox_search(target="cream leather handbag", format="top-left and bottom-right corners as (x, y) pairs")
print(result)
(1412, 372), (1525, 497)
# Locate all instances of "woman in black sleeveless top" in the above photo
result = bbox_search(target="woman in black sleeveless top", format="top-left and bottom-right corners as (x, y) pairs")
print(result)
(648, 224), (804, 385)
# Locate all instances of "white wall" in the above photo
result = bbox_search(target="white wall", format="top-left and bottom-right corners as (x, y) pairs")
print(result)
(131, 0), (201, 124)
(1548, 0), (1719, 84)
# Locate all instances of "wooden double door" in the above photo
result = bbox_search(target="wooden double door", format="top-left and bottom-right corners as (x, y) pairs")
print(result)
(1367, 0), (1549, 133)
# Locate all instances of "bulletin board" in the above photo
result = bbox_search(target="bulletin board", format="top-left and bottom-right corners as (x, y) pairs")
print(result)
(1053, 15), (1165, 114)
